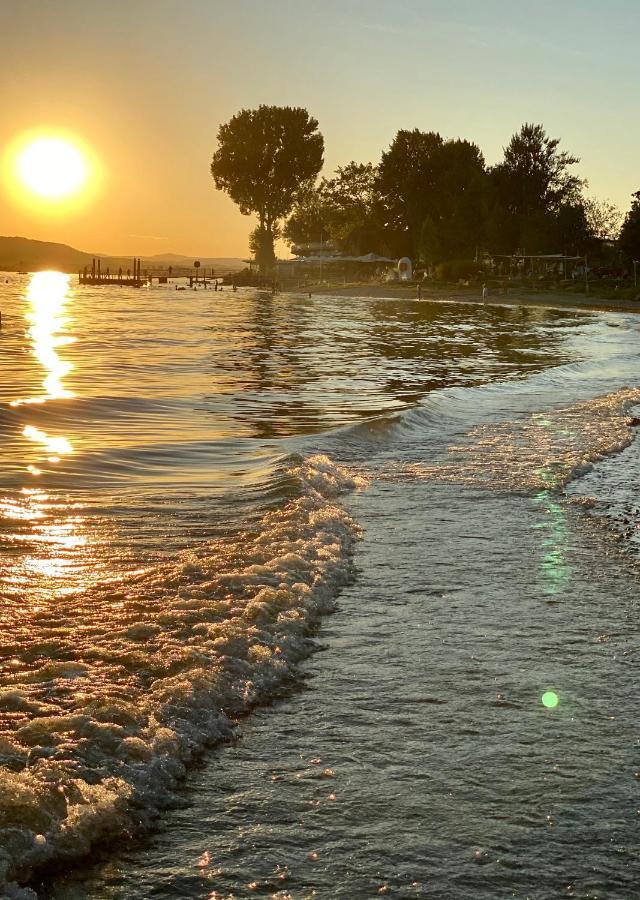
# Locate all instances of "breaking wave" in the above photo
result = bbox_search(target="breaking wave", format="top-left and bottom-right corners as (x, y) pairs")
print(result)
(401, 388), (640, 493)
(0, 454), (363, 897)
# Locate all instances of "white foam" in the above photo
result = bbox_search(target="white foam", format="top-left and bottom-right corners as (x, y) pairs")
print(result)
(404, 388), (640, 493)
(0, 454), (362, 894)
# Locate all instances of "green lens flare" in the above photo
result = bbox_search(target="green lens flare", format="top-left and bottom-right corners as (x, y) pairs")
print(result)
(542, 691), (559, 708)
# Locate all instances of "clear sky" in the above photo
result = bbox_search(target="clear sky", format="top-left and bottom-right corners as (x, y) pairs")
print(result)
(2, 0), (640, 258)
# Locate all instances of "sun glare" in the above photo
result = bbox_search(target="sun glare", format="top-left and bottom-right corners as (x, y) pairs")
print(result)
(4, 130), (100, 213)
(18, 137), (87, 199)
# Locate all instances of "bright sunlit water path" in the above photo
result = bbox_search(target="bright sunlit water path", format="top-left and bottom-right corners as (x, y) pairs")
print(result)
(1, 274), (640, 898)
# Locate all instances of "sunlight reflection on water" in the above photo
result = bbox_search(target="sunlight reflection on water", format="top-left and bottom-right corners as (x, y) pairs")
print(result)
(11, 270), (75, 405)
(11, 270), (76, 463)
(3, 273), (90, 598)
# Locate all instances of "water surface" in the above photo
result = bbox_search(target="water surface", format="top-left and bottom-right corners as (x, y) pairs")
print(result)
(1, 274), (639, 899)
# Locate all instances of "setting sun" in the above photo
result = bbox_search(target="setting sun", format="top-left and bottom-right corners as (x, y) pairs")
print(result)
(3, 130), (100, 215)
(17, 137), (87, 199)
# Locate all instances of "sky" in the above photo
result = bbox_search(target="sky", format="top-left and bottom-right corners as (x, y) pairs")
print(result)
(2, 0), (640, 258)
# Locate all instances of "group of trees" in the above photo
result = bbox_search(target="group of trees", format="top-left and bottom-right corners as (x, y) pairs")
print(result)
(211, 106), (638, 274)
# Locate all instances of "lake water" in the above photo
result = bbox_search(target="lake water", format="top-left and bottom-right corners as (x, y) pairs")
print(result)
(2, 273), (640, 899)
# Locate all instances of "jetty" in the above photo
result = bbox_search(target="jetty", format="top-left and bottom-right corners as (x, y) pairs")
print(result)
(78, 258), (222, 288)
(79, 258), (145, 287)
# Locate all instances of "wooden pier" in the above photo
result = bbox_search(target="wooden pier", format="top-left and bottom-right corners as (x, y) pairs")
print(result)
(79, 258), (145, 287)
(78, 258), (222, 288)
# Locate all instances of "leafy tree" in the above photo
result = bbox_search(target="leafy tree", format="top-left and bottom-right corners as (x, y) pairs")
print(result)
(584, 197), (622, 242)
(321, 162), (384, 254)
(619, 191), (640, 263)
(417, 215), (441, 266)
(377, 130), (444, 257)
(282, 182), (329, 248)
(553, 203), (590, 255)
(284, 162), (386, 256)
(249, 223), (281, 271)
(377, 130), (486, 261)
(433, 139), (486, 260)
(488, 123), (583, 253)
(211, 106), (324, 272)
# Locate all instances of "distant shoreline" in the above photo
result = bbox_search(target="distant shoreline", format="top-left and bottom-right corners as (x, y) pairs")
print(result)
(301, 282), (640, 317)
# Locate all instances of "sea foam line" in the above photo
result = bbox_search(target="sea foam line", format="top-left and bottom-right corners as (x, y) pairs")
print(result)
(402, 388), (640, 493)
(0, 454), (363, 897)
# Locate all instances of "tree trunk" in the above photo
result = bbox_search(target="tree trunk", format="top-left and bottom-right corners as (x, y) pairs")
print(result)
(256, 219), (276, 276)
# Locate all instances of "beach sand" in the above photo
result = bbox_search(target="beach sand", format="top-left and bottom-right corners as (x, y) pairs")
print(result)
(305, 282), (640, 317)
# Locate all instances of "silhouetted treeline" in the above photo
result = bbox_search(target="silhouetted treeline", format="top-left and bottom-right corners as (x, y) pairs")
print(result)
(285, 123), (634, 267)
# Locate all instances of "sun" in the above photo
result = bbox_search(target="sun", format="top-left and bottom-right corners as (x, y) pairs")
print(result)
(3, 130), (101, 214)
(17, 137), (87, 199)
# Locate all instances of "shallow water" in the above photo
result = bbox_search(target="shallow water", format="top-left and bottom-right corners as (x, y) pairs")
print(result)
(2, 273), (640, 898)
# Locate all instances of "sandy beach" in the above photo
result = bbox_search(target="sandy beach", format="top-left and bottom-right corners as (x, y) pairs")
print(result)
(312, 282), (640, 317)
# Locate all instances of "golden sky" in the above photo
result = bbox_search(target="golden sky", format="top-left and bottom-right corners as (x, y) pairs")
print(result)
(2, 0), (640, 259)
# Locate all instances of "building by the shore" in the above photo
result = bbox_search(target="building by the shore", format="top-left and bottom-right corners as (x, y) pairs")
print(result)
(277, 241), (396, 281)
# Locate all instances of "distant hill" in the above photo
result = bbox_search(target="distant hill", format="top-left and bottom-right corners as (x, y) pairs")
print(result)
(0, 237), (245, 274)
(147, 252), (246, 269)
(0, 236), (95, 273)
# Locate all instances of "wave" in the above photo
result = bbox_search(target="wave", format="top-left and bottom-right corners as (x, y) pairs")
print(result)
(0, 454), (363, 897)
(324, 346), (640, 460)
(400, 388), (640, 494)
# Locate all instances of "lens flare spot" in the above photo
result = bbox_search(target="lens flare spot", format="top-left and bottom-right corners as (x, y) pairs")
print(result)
(542, 691), (559, 708)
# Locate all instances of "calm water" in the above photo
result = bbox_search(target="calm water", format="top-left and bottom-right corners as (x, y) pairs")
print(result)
(1, 273), (640, 899)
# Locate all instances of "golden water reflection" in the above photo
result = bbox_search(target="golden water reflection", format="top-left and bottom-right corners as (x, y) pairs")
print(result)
(0, 274), (89, 601)
(12, 271), (75, 471)
(0, 488), (95, 601)
(12, 270), (75, 405)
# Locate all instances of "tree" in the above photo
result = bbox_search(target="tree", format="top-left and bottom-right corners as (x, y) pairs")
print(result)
(211, 106), (324, 272)
(249, 223), (281, 271)
(619, 191), (640, 263)
(553, 203), (590, 256)
(377, 129), (444, 257)
(417, 215), (441, 267)
(488, 123), (584, 253)
(584, 197), (622, 242)
(282, 182), (329, 248)
(377, 130), (486, 261)
(284, 162), (386, 256)
(321, 162), (384, 254)
(432, 139), (486, 261)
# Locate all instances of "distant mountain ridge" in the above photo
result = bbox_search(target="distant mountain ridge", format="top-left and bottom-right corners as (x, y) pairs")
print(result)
(0, 236), (244, 274)
(146, 253), (246, 268)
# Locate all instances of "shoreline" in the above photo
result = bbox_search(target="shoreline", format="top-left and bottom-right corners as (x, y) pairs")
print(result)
(301, 282), (640, 317)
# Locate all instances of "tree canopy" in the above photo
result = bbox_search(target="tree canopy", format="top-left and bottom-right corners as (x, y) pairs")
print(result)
(211, 105), (324, 271)
(619, 191), (640, 263)
(488, 123), (584, 253)
(284, 162), (384, 256)
(213, 113), (628, 274)
(376, 130), (486, 262)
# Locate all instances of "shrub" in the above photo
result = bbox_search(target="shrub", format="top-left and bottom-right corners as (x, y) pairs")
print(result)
(435, 259), (483, 282)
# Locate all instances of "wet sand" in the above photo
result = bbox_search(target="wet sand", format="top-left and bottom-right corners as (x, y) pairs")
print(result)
(309, 282), (640, 317)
